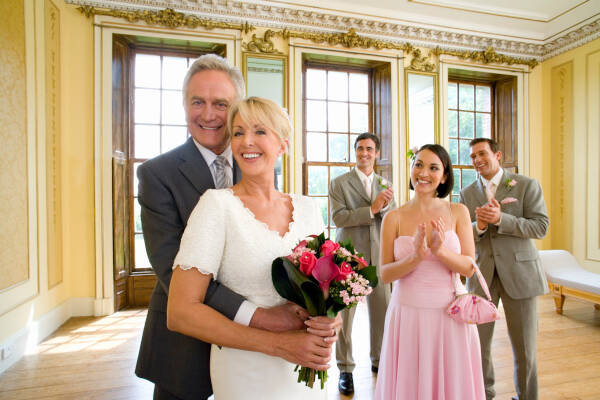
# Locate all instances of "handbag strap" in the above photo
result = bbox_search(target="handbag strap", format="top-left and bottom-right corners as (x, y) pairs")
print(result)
(452, 256), (493, 302)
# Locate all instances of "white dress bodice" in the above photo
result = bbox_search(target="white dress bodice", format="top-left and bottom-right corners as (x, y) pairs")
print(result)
(173, 189), (328, 399)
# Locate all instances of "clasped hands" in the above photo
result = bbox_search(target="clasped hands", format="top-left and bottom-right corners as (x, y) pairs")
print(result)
(251, 302), (342, 370)
(412, 218), (447, 260)
(371, 188), (394, 214)
(475, 198), (501, 230)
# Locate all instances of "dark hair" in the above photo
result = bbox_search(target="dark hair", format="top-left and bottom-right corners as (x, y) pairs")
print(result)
(354, 133), (380, 151)
(408, 144), (454, 198)
(469, 138), (498, 153)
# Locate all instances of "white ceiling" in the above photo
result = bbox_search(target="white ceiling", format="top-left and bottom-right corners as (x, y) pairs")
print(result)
(267, 0), (599, 42)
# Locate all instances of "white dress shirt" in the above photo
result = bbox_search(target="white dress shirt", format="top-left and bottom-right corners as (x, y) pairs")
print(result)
(355, 168), (375, 218)
(476, 168), (504, 235)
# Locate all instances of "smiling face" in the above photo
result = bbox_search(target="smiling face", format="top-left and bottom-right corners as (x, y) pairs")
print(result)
(355, 138), (379, 175)
(469, 141), (502, 180)
(410, 149), (447, 196)
(184, 70), (238, 155)
(230, 113), (287, 178)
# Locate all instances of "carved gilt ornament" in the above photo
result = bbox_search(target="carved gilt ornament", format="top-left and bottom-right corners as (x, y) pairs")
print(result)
(78, 6), (539, 68)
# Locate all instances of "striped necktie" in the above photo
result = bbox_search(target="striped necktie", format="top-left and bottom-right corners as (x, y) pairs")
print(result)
(213, 155), (232, 189)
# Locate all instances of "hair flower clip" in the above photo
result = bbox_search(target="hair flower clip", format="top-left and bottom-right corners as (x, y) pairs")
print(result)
(504, 178), (517, 189)
(407, 146), (419, 162)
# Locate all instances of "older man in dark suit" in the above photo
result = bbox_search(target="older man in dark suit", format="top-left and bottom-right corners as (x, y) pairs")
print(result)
(135, 54), (337, 400)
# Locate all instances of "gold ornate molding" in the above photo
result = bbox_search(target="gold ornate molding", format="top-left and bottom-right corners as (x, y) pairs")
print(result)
(76, 5), (538, 68)
(408, 48), (436, 72)
(242, 30), (282, 54)
(432, 46), (538, 68)
(77, 6), (254, 33)
(280, 28), (414, 53)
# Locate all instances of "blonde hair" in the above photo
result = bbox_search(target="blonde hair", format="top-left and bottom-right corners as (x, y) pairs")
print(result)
(227, 97), (291, 143)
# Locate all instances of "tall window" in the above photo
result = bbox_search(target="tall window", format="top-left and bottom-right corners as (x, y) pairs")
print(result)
(303, 65), (371, 238)
(131, 52), (197, 270)
(447, 81), (493, 202)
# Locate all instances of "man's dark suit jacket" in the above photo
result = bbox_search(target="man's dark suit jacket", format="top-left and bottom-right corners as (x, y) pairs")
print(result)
(135, 138), (244, 400)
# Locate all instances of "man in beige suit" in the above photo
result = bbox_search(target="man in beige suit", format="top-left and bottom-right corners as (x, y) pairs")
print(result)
(329, 133), (396, 395)
(460, 138), (549, 400)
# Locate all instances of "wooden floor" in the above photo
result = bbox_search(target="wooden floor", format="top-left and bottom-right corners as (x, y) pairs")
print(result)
(0, 294), (598, 400)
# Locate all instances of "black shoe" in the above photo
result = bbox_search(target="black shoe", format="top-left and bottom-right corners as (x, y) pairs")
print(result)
(338, 372), (354, 395)
(371, 365), (379, 373)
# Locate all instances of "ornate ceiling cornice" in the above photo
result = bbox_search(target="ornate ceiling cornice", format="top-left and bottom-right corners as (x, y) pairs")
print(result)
(66, 0), (600, 63)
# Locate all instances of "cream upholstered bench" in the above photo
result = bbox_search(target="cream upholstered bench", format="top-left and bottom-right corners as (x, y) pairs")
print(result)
(538, 250), (600, 314)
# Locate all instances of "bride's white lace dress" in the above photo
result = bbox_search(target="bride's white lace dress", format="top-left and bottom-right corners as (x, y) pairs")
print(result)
(173, 189), (327, 399)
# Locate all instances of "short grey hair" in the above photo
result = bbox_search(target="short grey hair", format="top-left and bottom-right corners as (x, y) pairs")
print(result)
(182, 54), (245, 102)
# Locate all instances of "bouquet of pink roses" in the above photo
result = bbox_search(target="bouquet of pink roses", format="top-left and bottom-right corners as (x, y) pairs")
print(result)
(272, 233), (378, 389)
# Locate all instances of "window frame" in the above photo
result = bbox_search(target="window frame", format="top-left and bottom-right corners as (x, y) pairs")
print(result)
(447, 79), (495, 203)
(302, 61), (373, 238)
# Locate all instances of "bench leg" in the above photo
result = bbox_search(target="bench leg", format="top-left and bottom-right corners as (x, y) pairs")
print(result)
(595, 304), (600, 311)
(553, 295), (565, 314)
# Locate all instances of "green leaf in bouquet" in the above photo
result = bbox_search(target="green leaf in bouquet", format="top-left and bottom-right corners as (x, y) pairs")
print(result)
(326, 302), (347, 318)
(300, 280), (326, 316)
(357, 265), (379, 288)
(339, 238), (355, 254)
(271, 257), (309, 307)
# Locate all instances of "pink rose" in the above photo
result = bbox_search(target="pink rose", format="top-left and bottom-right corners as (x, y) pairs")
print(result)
(299, 252), (317, 276)
(500, 197), (518, 205)
(353, 255), (368, 269)
(336, 261), (353, 281)
(508, 179), (517, 187)
(292, 240), (308, 252)
(320, 240), (340, 256)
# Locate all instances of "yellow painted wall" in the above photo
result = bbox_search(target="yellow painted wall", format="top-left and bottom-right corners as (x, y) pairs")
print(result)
(60, 2), (96, 298)
(0, 0), (95, 345)
(536, 37), (600, 272)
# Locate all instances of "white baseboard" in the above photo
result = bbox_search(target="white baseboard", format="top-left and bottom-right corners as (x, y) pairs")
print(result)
(0, 297), (95, 375)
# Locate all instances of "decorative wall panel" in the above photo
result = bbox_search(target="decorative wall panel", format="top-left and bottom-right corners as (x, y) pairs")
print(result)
(550, 61), (574, 250)
(0, 0), (29, 291)
(587, 50), (600, 260)
(45, 0), (63, 289)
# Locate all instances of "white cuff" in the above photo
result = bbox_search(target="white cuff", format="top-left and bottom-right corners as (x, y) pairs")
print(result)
(476, 224), (488, 235)
(369, 207), (374, 218)
(233, 300), (258, 326)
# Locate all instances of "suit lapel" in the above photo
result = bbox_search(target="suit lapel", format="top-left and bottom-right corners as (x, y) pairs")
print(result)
(349, 169), (371, 203)
(233, 159), (242, 184)
(178, 138), (215, 193)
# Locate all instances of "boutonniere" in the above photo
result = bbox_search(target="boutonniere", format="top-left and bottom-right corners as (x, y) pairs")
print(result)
(407, 146), (419, 162)
(500, 197), (518, 205)
(378, 177), (391, 189)
(504, 178), (517, 190)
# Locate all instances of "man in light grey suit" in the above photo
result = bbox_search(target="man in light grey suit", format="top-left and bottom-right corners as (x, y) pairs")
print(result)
(460, 138), (549, 400)
(329, 133), (396, 395)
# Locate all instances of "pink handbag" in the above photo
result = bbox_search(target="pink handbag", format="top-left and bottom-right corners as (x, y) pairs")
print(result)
(446, 257), (501, 325)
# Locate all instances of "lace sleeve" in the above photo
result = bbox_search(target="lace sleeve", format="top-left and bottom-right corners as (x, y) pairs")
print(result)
(173, 190), (225, 278)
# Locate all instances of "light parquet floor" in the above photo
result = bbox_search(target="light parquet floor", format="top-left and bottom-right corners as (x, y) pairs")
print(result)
(0, 294), (598, 400)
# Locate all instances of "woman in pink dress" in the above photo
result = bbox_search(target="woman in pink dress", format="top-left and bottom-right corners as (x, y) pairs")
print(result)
(374, 144), (485, 400)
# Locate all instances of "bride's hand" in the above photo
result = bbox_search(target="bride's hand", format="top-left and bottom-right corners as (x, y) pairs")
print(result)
(275, 330), (333, 370)
(430, 217), (445, 255)
(413, 222), (427, 260)
(305, 313), (342, 343)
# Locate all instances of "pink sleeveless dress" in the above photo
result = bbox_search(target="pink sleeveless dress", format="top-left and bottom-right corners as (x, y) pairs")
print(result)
(374, 231), (485, 400)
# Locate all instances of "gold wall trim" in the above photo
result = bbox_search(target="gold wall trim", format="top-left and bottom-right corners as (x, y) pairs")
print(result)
(240, 27), (537, 68)
(77, 6), (254, 33)
(432, 45), (538, 68)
